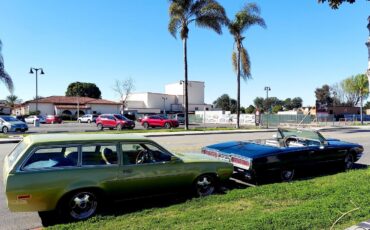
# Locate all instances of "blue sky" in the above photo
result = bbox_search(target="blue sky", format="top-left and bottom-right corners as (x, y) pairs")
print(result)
(0, 0), (369, 107)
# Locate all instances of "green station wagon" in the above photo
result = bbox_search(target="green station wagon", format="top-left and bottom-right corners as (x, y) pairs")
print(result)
(3, 134), (233, 224)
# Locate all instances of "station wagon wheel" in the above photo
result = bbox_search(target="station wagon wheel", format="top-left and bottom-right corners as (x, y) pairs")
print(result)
(194, 175), (216, 197)
(64, 191), (98, 221)
(280, 169), (295, 182)
(2, 126), (8, 134)
(164, 122), (171, 129)
(143, 122), (149, 129)
(344, 153), (354, 170)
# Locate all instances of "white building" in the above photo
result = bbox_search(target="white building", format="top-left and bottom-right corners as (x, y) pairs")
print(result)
(13, 96), (121, 116)
(125, 81), (212, 114)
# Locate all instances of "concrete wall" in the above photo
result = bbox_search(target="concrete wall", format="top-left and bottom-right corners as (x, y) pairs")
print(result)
(165, 81), (205, 104)
(89, 104), (120, 114)
(147, 93), (176, 112)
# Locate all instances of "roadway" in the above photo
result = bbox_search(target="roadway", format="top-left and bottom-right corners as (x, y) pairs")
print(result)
(0, 128), (369, 230)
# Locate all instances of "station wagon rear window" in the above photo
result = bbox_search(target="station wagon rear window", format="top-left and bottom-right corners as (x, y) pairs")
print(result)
(23, 146), (78, 170)
(8, 141), (27, 169)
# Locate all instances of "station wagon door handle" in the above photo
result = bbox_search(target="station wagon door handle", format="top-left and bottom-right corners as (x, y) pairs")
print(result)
(122, 169), (133, 174)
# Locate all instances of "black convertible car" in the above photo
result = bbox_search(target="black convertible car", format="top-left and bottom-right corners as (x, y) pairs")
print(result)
(202, 128), (364, 182)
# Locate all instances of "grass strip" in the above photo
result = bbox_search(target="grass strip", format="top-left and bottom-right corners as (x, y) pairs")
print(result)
(49, 169), (370, 230)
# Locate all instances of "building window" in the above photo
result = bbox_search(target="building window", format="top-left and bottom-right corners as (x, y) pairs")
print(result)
(195, 107), (199, 111)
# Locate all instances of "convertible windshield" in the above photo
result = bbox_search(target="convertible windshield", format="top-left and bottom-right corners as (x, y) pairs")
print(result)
(279, 128), (326, 142)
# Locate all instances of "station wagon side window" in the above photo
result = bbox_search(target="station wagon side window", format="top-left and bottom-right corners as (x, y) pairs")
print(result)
(81, 144), (118, 166)
(121, 143), (172, 165)
(23, 146), (78, 170)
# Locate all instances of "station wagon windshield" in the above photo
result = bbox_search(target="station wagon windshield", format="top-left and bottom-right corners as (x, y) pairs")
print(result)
(279, 129), (326, 142)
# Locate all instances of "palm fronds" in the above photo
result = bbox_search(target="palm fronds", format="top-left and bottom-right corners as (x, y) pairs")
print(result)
(0, 40), (14, 94)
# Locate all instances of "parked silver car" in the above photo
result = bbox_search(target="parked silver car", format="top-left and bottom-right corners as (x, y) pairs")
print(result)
(77, 114), (98, 123)
(24, 115), (46, 124)
(0, 116), (28, 133)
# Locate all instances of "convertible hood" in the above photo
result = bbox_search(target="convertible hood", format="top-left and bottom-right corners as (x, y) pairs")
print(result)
(175, 152), (224, 163)
(205, 141), (282, 158)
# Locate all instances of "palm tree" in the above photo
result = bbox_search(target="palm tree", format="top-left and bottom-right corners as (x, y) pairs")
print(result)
(0, 40), (14, 94)
(5, 94), (21, 108)
(168, 0), (227, 130)
(228, 3), (266, 128)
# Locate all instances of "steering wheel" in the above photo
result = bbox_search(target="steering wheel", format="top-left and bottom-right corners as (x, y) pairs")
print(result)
(135, 150), (155, 164)
(283, 135), (298, 147)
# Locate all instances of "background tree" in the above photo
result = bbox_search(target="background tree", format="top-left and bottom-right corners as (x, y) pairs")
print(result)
(228, 3), (266, 128)
(272, 104), (283, 113)
(245, 105), (255, 114)
(364, 101), (370, 109)
(0, 40), (13, 94)
(291, 97), (303, 109)
(342, 74), (369, 124)
(5, 95), (22, 108)
(253, 97), (265, 112)
(317, 0), (367, 9)
(315, 84), (334, 105)
(65, 82), (102, 99)
(213, 94), (237, 113)
(168, 0), (227, 130)
(112, 78), (135, 114)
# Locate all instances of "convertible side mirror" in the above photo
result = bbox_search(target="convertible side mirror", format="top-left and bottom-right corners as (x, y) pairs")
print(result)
(320, 141), (328, 149)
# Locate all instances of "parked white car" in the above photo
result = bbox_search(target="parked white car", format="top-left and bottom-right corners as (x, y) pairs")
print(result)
(77, 114), (98, 123)
(0, 116), (28, 133)
(24, 115), (46, 124)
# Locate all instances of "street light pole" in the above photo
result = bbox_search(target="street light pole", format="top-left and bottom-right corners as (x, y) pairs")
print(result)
(264, 86), (271, 128)
(162, 96), (167, 115)
(29, 68), (45, 115)
(366, 16), (370, 92)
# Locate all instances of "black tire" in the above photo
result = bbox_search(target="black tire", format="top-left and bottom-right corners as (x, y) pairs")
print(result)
(164, 122), (171, 129)
(38, 211), (59, 227)
(280, 169), (295, 182)
(87, 119), (91, 124)
(116, 124), (123, 131)
(60, 190), (99, 222)
(143, 122), (149, 129)
(78, 119), (81, 123)
(344, 153), (355, 171)
(2, 126), (8, 134)
(194, 174), (216, 197)
(97, 123), (103, 131)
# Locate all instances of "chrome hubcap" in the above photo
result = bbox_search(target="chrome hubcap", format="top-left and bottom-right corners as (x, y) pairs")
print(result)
(345, 155), (353, 169)
(197, 176), (214, 196)
(282, 170), (294, 181)
(69, 192), (97, 220)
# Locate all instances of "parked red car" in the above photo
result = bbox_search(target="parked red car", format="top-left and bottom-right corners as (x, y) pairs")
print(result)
(45, 115), (62, 124)
(141, 115), (179, 129)
(96, 114), (135, 130)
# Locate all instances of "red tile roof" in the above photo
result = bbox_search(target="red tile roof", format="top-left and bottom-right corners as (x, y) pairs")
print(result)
(26, 96), (120, 105)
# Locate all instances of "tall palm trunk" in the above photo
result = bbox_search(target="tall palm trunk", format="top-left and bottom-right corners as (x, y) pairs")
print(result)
(236, 43), (241, 129)
(183, 38), (189, 130)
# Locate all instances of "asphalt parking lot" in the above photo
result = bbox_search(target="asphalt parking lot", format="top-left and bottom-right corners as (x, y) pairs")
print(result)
(0, 128), (369, 230)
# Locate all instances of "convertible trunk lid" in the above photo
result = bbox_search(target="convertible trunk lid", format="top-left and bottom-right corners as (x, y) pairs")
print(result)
(205, 141), (282, 158)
